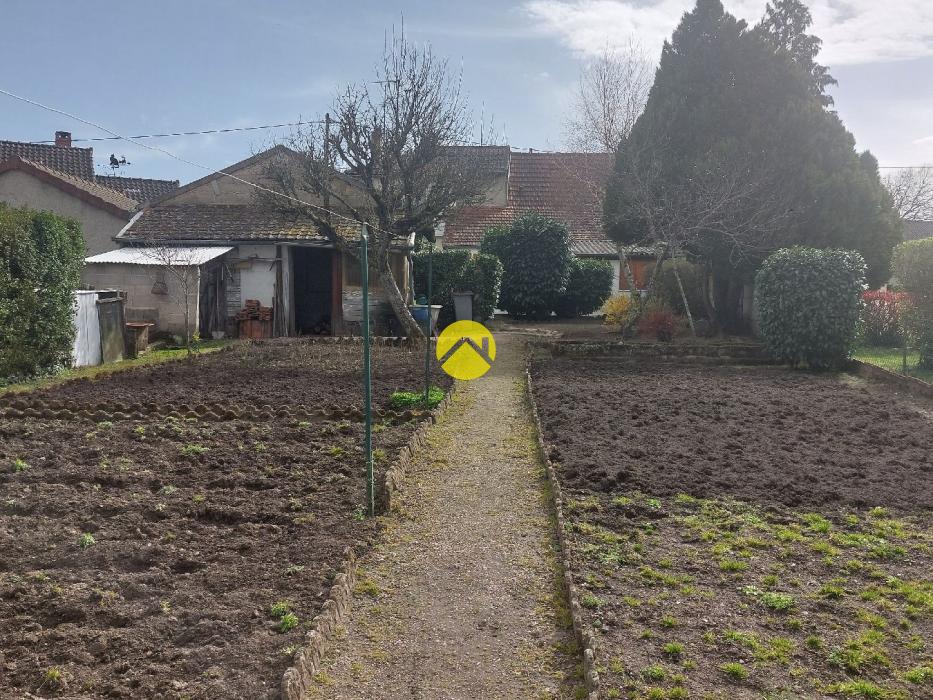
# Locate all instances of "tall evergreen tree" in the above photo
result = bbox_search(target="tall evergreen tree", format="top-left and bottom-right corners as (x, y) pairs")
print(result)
(604, 0), (900, 331)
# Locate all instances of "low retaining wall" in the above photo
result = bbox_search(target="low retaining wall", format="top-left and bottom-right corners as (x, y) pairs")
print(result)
(849, 359), (933, 400)
(525, 369), (599, 700)
(531, 339), (770, 362)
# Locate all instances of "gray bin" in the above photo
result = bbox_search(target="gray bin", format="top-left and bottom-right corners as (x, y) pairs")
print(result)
(452, 292), (474, 321)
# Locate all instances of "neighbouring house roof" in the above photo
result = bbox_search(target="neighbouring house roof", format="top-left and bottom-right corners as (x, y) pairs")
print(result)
(0, 156), (138, 217)
(94, 175), (180, 204)
(905, 220), (933, 241)
(117, 204), (352, 243)
(86, 245), (234, 266)
(0, 139), (94, 179)
(442, 145), (512, 177)
(442, 150), (624, 256)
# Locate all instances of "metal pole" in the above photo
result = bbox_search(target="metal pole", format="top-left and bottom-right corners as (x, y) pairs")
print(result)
(424, 244), (433, 404)
(360, 226), (374, 516)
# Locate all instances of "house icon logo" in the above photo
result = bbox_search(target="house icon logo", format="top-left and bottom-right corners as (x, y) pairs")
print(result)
(436, 321), (497, 380)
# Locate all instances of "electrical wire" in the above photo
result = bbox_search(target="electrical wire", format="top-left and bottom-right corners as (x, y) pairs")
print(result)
(28, 121), (321, 144)
(0, 87), (394, 238)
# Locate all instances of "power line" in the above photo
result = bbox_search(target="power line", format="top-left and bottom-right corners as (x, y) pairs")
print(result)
(0, 87), (395, 238)
(28, 121), (321, 144)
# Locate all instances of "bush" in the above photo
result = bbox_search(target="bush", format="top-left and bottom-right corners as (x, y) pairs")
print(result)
(892, 238), (933, 368)
(553, 258), (614, 317)
(389, 387), (445, 410)
(412, 248), (471, 328)
(755, 247), (866, 369)
(602, 295), (634, 328)
(858, 290), (908, 346)
(481, 213), (572, 320)
(637, 302), (677, 341)
(0, 205), (85, 379)
(653, 258), (708, 320)
(461, 253), (502, 321)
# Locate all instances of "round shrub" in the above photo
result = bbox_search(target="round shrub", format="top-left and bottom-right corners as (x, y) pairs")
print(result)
(491, 213), (572, 320)
(754, 247), (866, 369)
(892, 238), (933, 367)
(553, 258), (614, 318)
(461, 253), (503, 321)
(601, 294), (634, 328)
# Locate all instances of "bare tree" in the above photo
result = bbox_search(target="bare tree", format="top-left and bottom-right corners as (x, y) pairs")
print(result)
(564, 41), (653, 153)
(263, 31), (491, 338)
(141, 246), (202, 354)
(884, 166), (933, 221)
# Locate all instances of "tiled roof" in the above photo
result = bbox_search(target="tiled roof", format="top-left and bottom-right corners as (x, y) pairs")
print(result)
(442, 145), (511, 176)
(0, 157), (137, 215)
(95, 175), (180, 204)
(905, 220), (933, 241)
(118, 204), (341, 243)
(443, 151), (619, 255)
(0, 139), (94, 179)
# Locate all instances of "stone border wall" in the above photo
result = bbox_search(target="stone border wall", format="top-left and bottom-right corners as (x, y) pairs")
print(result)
(281, 546), (357, 699)
(530, 339), (770, 362)
(525, 368), (600, 700)
(280, 380), (456, 698)
(378, 383), (457, 514)
(849, 359), (933, 400)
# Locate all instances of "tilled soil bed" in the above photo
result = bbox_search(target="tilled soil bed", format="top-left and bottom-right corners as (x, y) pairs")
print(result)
(530, 358), (933, 700)
(12, 339), (450, 410)
(0, 340), (444, 699)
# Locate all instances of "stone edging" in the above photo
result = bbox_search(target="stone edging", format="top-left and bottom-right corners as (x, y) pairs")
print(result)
(849, 359), (933, 399)
(279, 381), (456, 698)
(525, 368), (600, 700)
(281, 546), (358, 700)
(378, 382), (457, 514)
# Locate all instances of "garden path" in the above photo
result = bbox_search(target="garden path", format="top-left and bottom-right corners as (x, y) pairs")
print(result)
(305, 333), (580, 699)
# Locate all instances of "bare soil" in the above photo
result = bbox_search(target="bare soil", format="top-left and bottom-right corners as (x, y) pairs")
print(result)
(530, 358), (933, 699)
(0, 340), (441, 699)
(17, 340), (450, 410)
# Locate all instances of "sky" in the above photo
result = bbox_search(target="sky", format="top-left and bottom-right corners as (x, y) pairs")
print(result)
(1, 0), (931, 184)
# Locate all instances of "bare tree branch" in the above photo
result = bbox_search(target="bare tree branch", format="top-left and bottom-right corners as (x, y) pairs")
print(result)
(564, 40), (653, 153)
(884, 166), (933, 221)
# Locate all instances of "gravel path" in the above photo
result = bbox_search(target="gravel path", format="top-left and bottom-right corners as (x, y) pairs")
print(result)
(306, 334), (581, 699)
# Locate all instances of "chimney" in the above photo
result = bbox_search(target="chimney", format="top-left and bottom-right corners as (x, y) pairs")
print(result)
(55, 131), (72, 148)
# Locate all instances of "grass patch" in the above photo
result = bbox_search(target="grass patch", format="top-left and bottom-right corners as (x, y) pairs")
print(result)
(389, 387), (444, 410)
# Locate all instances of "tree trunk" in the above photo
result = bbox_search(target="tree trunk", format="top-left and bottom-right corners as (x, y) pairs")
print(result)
(375, 246), (424, 340)
(672, 257), (695, 336)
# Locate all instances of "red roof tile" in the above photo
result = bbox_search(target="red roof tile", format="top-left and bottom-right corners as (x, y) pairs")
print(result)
(443, 151), (616, 254)
(95, 175), (180, 205)
(0, 139), (94, 179)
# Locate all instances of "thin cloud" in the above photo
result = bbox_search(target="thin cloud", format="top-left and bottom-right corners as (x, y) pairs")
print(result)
(523, 0), (933, 66)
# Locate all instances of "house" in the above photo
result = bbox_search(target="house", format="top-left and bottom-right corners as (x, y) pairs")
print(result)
(439, 147), (655, 292)
(83, 146), (411, 339)
(0, 131), (179, 254)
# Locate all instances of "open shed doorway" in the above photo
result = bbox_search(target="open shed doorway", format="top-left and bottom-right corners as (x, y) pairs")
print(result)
(292, 247), (333, 335)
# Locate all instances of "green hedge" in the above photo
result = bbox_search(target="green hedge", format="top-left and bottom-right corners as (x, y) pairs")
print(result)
(0, 205), (85, 379)
(481, 213), (572, 319)
(412, 248), (501, 326)
(462, 253), (503, 321)
(754, 247), (865, 369)
(553, 258), (613, 317)
(892, 238), (933, 368)
(652, 258), (709, 320)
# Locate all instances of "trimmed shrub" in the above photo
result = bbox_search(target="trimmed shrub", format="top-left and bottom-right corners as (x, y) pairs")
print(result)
(858, 290), (908, 346)
(892, 238), (933, 367)
(412, 248), (471, 328)
(637, 302), (677, 341)
(478, 225), (510, 264)
(553, 258), (614, 318)
(461, 253), (503, 321)
(0, 205), (85, 380)
(483, 213), (572, 320)
(653, 258), (709, 320)
(755, 247), (866, 369)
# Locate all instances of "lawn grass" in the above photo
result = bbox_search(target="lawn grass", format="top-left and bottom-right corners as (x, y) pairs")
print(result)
(853, 346), (933, 384)
(0, 339), (233, 396)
